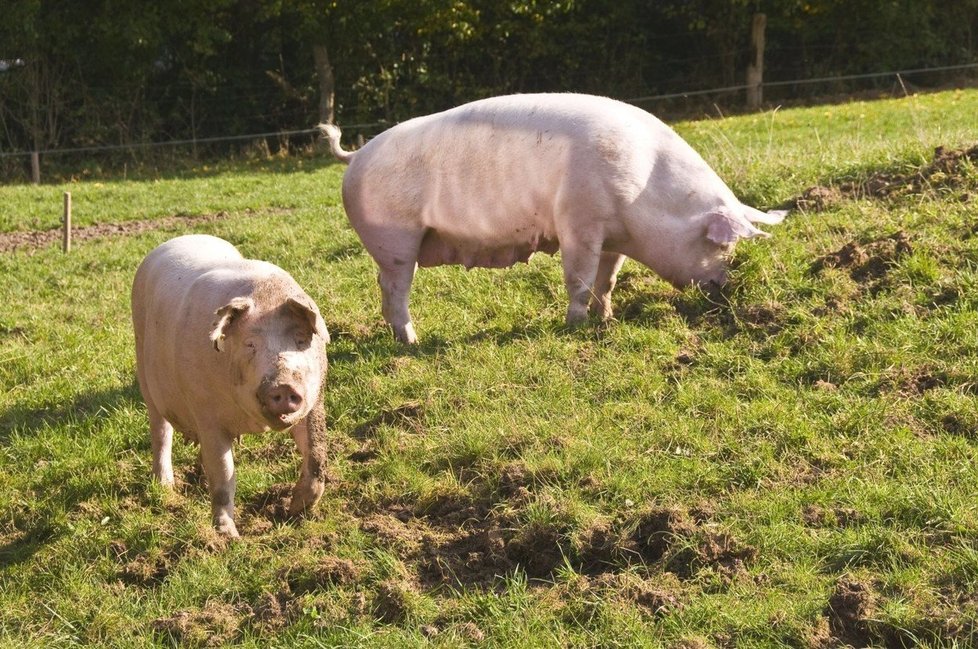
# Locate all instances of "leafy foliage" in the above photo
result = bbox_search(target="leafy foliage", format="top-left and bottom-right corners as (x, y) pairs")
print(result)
(0, 0), (976, 170)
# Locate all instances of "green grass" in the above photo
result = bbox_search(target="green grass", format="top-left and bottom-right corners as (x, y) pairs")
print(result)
(2, 88), (978, 648)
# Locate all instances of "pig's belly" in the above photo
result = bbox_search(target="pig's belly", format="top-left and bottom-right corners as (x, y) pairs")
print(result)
(417, 228), (560, 269)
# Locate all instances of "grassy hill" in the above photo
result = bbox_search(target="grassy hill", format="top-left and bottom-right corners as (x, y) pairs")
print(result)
(1, 88), (978, 647)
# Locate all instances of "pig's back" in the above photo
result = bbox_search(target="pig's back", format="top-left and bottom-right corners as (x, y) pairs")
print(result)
(343, 94), (668, 249)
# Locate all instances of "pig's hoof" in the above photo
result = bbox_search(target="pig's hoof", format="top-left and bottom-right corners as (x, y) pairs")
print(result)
(564, 311), (589, 329)
(589, 304), (614, 321)
(288, 481), (325, 515)
(214, 517), (240, 538)
(393, 323), (419, 345)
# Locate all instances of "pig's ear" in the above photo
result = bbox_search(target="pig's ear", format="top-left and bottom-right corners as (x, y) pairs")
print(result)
(743, 205), (788, 225)
(705, 209), (768, 245)
(287, 296), (330, 345)
(210, 297), (254, 352)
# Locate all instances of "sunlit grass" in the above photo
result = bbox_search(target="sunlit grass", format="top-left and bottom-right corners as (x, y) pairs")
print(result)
(2, 88), (978, 647)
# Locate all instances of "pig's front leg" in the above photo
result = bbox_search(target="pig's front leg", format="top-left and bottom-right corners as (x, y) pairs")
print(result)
(560, 238), (603, 326)
(288, 398), (328, 515)
(589, 252), (626, 320)
(199, 431), (239, 537)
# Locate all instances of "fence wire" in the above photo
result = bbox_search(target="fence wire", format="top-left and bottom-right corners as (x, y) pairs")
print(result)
(1, 61), (976, 161)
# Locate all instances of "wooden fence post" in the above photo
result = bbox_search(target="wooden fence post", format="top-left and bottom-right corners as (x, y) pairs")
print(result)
(31, 151), (41, 184)
(746, 13), (766, 110)
(62, 192), (72, 253)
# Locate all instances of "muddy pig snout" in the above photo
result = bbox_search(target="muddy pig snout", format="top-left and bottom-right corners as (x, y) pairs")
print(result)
(258, 370), (307, 421)
(262, 383), (303, 415)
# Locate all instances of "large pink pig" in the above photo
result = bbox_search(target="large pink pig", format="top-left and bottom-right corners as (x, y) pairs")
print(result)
(320, 93), (785, 344)
(132, 234), (330, 537)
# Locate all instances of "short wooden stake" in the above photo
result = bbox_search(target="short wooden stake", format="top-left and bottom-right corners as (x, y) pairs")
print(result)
(62, 192), (72, 253)
(31, 151), (40, 184)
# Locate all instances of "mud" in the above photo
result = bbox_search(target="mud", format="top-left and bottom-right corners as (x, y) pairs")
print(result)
(0, 211), (235, 254)
(810, 231), (912, 283)
(801, 505), (863, 528)
(373, 580), (417, 623)
(110, 540), (176, 587)
(789, 143), (978, 211)
(152, 601), (245, 647)
(588, 572), (682, 616)
(824, 577), (877, 647)
(284, 556), (362, 593)
(352, 401), (425, 439)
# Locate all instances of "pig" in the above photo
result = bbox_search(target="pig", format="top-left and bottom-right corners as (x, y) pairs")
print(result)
(319, 93), (786, 344)
(131, 234), (331, 537)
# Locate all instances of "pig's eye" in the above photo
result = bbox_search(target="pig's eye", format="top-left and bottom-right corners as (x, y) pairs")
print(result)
(295, 336), (310, 348)
(244, 341), (257, 352)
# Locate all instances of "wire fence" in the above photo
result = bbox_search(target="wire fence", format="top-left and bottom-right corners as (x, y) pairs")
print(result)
(1, 61), (976, 166)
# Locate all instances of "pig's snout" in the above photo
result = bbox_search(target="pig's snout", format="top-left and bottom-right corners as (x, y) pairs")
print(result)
(266, 384), (303, 414)
(259, 379), (305, 425)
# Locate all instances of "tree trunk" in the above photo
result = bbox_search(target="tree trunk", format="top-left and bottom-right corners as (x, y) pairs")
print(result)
(313, 44), (335, 124)
(746, 13), (766, 110)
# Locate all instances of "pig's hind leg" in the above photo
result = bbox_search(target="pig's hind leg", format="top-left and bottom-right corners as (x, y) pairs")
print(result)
(378, 262), (419, 344)
(589, 252), (626, 320)
(136, 360), (175, 487)
(148, 405), (175, 488)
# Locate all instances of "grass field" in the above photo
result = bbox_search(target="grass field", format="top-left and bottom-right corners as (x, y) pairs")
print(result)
(2, 88), (978, 648)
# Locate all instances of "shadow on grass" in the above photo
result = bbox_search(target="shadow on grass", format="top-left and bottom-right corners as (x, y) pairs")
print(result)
(326, 327), (453, 366)
(0, 379), (143, 443)
(0, 380), (146, 568)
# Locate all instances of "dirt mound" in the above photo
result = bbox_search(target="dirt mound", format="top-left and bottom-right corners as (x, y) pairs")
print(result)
(588, 572), (682, 616)
(631, 507), (699, 564)
(793, 185), (844, 212)
(419, 525), (512, 586)
(283, 555), (362, 594)
(824, 577), (877, 647)
(810, 231), (912, 282)
(110, 540), (178, 587)
(790, 143), (978, 210)
(373, 580), (418, 624)
(152, 601), (245, 647)
(506, 522), (568, 579)
(352, 401), (425, 438)
(354, 489), (754, 590)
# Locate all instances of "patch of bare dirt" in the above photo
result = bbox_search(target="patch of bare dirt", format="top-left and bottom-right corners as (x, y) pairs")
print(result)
(631, 507), (699, 565)
(354, 489), (754, 592)
(810, 231), (912, 283)
(801, 505), (863, 528)
(352, 401), (425, 438)
(824, 577), (877, 648)
(577, 507), (756, 582)
(250, 590), (293, 631)
(793, 185), (844, 212)
(884, 365), (947, 397)
(373, 580), (418, 624)
(505, 522), (568, 579)
(110, 540), (178, 587)
(360, 512), (424, 554)
(419, 524), (512, 586)
(737, 301), (788, 335)
(589, 572), (683, 616)
(283, 555), (363, 594)
(0, 211), (235, 254)
(789, 143), (978, 210)
(151, 601), (246, 647)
